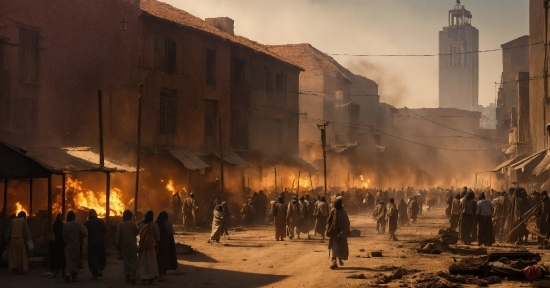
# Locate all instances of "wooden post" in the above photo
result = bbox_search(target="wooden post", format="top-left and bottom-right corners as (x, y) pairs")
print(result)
(219, 117), (224, 199)
(98, 90), (105, 168)
(135, 84), (143, 215)
(2, 179), (7, 243)
(106, 172), (111, 225)
(62, 174), (66, 217)
(309, 171), (313, 193)
(274, 167), (277, 195)
(297, 170), (301, 196)
(29, 178), (33, 216)
(48, 175), (52, 225)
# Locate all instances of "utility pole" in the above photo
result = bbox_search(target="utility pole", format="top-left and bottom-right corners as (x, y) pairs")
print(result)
(317, 122), (329, 197)
(219, 117), (224, 200)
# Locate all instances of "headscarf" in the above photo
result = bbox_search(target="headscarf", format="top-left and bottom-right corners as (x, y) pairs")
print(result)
(291, 196), (298, 203)
(299, 196), (305, 201)
(455, 193), (460, 199)
(17, 211), (26, 218)
(466, 191), (475, 200)
(141, 210), (154, 224)
(221, 201), (228, 209)
(389, 198), (394, 203)
(67, 210), (76, 221)
(320, 196), (326, 202)
(215, 204), (223, 211)
(479, 192), (486, 200)
(55, 213), (64, 223)
(333, 198), (343, 210)
(88, 209), (98, 219)
(275, 196), (282, 203)
(156, 210), (168, 222)
(122, 209), (133, 221)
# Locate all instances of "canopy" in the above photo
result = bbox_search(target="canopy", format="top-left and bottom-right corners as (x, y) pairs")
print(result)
(0, 141), (60, 178)
(168, 149), (209, 170)
(511, 149), (547, 172)
(533, 150), (550, 176)
(491, 154), (525, 172)
(211, 150), (251, 169)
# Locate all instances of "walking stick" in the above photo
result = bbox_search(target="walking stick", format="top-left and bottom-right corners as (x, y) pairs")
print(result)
(502, 200), (543, 242)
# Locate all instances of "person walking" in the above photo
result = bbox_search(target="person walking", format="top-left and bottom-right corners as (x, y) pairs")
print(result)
(137, 210), (160, 284)
(209, 205), (225, 243)
(272, 196), (287, 241)
(386, 198), (398, 241)
(116, 210), (138, 284)
(476, 192), (495, 246)
(84, 209), (106, 279)
(5, 211), (32, 275)
(313, 196), (329, 240)
(63, 211), (88, 282)
(327, 198), (350, 269)
(156, 210), (177, 281)
(48, 213), (65, 278)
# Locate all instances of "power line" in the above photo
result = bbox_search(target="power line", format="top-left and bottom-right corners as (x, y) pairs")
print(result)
(328, 42), (542, 57)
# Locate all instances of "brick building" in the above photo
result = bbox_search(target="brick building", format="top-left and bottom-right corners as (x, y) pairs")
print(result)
(0, 0), (302, 211)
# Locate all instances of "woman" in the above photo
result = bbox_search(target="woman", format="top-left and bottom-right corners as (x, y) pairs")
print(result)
(272, 196), (287, 241)
(63, 211), (88, 282)
(156, 210), (177, 281)
(137, 210), (160, 284)
(313, 196), (328, 240)
(209, 205), (225, 243)
(5, 211), (32, 274)
(116, 210), (138, 283)
(48, 213), (65, 278)
(84, 209), (106, 279)
(326, 198), (350, 269)
(221, 201), (231, 239)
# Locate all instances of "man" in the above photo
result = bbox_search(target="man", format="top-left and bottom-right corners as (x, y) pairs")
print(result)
(386, 198), (398, 241)
(272, 196), (287, 241)
(241, 198), (253, 224)
(538, 191), (550, 248)
(182, 192), (198, 231)
(64, 211), (88, 282)
(257, 190), (268, 223)
(84, 209), (106, 279)
(373, 200), (386, 234)
(286, 196), (305, 239)
(313, 195), (329, 239)
(506, 188), (530, 244)
(460, 191), (476, 245)
(326, 198), (350, 269)
(116, 210), (139, 284)
(492, 191), (508, 238)
(397, 198), (409, 225)
(171, 192), (183, 224)
(209, 205), (225, 243)
(416, 192), (423, 216)
(5, 211), (32, 275)
(476, 192), (494, 246)
(449, 194), (461, 231)
(298, 196), (311, 238)
(407, 196), (419, 224)
(445, 190), (454, 218)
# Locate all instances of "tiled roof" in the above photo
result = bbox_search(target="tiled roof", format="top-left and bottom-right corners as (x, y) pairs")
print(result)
(266, 43), (351, 81)
(139, 0), (303, 70)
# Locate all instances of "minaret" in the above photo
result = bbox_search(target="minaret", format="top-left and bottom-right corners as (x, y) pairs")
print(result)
(438, 0), (479, 111)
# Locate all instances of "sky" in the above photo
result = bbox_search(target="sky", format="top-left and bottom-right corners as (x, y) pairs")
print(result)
(163, 0), (529, 108)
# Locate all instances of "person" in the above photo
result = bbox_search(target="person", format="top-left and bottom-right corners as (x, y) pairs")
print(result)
(373, 200), (386, 234)
(84, 209), (106, 279)
(221, 201), (231, 239)
(209, 205), (225, 243)
(538, 191), (550, 248)
(286, 196), (306, 239)
(506, 188), (530, 244)
(48, 213), (65, 278)
(493, 191), (508, 238)
(207, 194), (219, 225)
(416, 192), (423, 216)
(272, 196), (287, 241)
(171, 192), (183, 224)
(156, 210), (177, 281)
(5, 211), (32, 274)
(116, 209), (138, 284)
(449, 194), (461, 231)
(182, 192), (198, 231)
(297, 196), (311, 238)
(137, 210), (160, 284)
(445, 190), (454, 218)
(326, 198), (350, 269)
(241, 198), (253, 224)
(257, 190), (268, 223)
(63, 210), (88, 282)
(407, 196), (419, 224)
(460, 191), (476, 245)
(476, 192), (495, 246)
(313, 196), (329, 240)
(386, 198), (398, 241)
(397, 198), (409, 225)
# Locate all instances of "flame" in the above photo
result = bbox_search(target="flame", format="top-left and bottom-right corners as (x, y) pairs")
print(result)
(15, 202), (28, 216)
(289, 174), (310, 189)
(359, 175), (371, 189)
(64, 176), (130, 217)
(164, 179), (185, 195)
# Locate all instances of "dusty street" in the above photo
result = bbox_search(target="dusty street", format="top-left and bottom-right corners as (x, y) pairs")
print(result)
(1, 207), (547, 288)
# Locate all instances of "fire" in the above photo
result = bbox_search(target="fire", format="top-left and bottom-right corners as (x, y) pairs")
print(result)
(64, 176), (130, 217)
(289, 174), (310, 189)
(359, 175), (371, 189)
(164, 179), (185, 195)
(15, 202), (28, 216)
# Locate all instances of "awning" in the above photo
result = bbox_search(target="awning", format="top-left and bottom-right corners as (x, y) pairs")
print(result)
(511, 149), (547, 172)
(0, 141), (60, 178)
(27, 147), (138, 173)
(211, 150), (251, 169)
(503, 144), (516, 155)
(533, 150), (550, 176)
(327, 142), (358, 154)
(491, 154), (525, 172)
(168, 150), (209, 170)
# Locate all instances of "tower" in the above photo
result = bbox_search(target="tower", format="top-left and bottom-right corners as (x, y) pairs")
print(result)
(438, 0), (479, 111)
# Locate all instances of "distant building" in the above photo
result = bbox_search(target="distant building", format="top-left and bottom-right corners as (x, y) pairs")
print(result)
(476, 104), (497, 130)
(439, 1), (479, 111)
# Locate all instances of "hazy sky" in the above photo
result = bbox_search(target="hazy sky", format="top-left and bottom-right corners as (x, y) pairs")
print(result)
(163, 0), (528, 108)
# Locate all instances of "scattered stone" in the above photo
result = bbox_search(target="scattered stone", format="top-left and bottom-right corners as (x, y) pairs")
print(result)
(234, 227), (244, 232)
(396, 245), (403, 248)
(347, 273), (367, 279)
(393, 268), (405, 279)
(242, 259), (247, 261)
(359, 248), (365, 252)
(268, 265), (273, 268)
(370, 251), (383, 257)
(349, 229), (361, 237)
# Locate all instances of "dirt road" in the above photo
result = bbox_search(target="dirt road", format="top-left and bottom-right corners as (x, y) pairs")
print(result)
(1, 207), (546, 287)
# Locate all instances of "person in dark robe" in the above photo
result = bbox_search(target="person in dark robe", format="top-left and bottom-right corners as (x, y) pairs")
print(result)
(449, 193), (461, 231)
(313, 196), (329, 239)
(506, 188), (530, 244)
(221, 201), (231, 239)
(48, 213), (65, 278)
(209, 205), (225, 243)
(137, 210), (160, 284)
(538, 191), (550, 248)
(64, 211), (88, 282)
(272, 196), (287, 241)
(407, 196), (419, 224)
(156, 210), (177, 281)
(397, 199), (409, 225)
(326, 198), (350, 269)
(84, 209), (106, 279)
(460, 191), (476, 245)
(171, 192), (183, 224)
(373, 200), (386, 233)
(116, 210), (138, 284)
(476, 192), (495, 246)
(386, 198), (398, 241)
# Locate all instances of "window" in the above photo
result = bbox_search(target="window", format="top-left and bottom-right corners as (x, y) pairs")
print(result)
(275, 73), (286, 92)
(206, 49), (216, 86)
(335, 91), (344, 101)
(204, 100), (218, 145)
(265, 68), (273, 91)
(155, 38), (177, 73)
(13, 98), (33, 132)
(19, 27), (39, 83)
(231, 58), (245, 85)
(449, 43), (465, 67)
(159, 88), (177, 135)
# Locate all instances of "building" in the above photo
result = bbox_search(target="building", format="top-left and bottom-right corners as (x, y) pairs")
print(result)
(439, 1), (479, 111)
(0, 0), (303, 210)
(477, 103), (497, 130)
